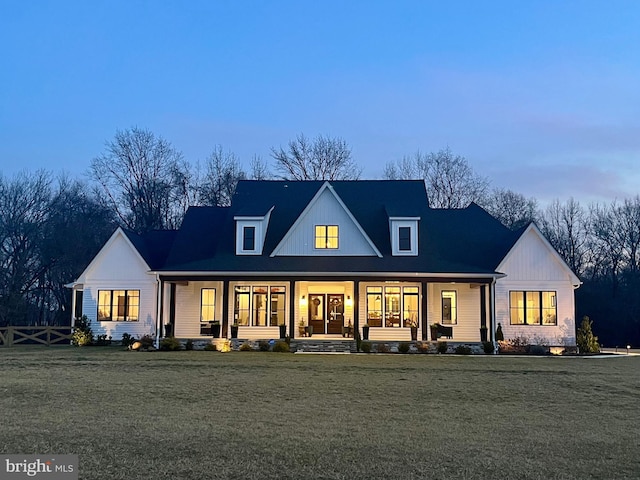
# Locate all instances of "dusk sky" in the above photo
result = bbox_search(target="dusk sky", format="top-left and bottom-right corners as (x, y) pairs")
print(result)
(1, 0), (639, 205)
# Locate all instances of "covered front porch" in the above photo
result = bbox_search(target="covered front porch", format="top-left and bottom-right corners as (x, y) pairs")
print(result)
(158, 276), (496, 344)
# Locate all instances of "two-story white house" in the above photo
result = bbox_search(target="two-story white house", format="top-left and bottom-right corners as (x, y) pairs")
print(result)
(68, 180), (580, 346)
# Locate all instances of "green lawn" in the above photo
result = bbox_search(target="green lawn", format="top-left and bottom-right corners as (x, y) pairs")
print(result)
(1, 348), (638, 480)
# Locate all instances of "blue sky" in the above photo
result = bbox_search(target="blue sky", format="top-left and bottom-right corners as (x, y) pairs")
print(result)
(1, 0), (639, 204)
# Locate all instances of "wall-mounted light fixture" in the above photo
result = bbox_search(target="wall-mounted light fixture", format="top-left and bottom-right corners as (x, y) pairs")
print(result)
(300, 295), (307, 306)
(346, 295), (353, 308)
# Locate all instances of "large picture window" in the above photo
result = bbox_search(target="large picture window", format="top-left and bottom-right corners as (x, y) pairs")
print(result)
(366, 285), (420, 328)
(315, 225), (339, 249)
(510, 291), (557, 325)
(201, 288), (216, 322)
(234, 286), (286, 326)
(97, 290), (139, 322)
(441, 291), (457, 325)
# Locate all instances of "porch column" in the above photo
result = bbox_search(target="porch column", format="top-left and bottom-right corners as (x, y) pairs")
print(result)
(421, 281), (429, 341)
(289, 280), (296, 339)
(168, 283), (176, 337)
(489, 280), (495, 343)
(222, 280), (229, 337)
(158, 278), (165, 337)
(480, 285), (487, 341)
(353, 280), (360, 335)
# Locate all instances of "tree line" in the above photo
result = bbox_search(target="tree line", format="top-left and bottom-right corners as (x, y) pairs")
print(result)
(1, 127), (637, 347)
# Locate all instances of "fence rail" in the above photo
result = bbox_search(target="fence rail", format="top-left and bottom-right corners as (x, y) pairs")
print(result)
(0, 326), (72, 347)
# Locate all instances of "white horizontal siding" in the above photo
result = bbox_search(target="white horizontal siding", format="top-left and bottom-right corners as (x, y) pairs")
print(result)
(174, 281), (224, 338)
(428, 283), (482, 342)
(275, 187), (377, 256)
(237, 326), (282, 340)
(495, 280), (576, 346)
(82, 281), (157, 340)
(367, 328), (412, 341)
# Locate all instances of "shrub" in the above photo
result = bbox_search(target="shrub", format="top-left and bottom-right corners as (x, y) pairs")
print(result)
(355, 331), (362, 351)
(239, 342), (253, 351)
(94, 334), (112, 346)
(121, 333), (135, 348)
(258, 340), (270, 352)
(160, 336), (182, 351)
(139, 334), (155, 349)
(437, 341), (448, 354)
(576, 316), (600, 353)
(495, 323), (504, 342)
(72, 315), (93, 346)
(272, 341), (290, 353)
(204, 343), (217, 351)
(455, 345), (472, 355)
(528, 344), (548, 355)
(416, 341), (430, 353)
(360, 341), (372, 353)
(376, 343), (390, 353)
(398, 342), (410, 354)
(185, 339), (194, 351)
(482, 341), (494, 354)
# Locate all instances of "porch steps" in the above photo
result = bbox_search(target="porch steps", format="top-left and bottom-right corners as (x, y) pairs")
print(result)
(291, 339), (356, 354)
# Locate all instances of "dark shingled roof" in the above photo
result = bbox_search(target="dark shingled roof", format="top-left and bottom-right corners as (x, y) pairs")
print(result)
(156, 180), (520, 276)
(122, 229), (178, 270)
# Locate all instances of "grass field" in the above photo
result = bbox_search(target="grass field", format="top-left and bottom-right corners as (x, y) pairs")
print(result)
(1, 348), (639, 480)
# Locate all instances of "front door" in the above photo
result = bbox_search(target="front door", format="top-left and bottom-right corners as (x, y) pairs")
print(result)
(308, 294), (344, 334)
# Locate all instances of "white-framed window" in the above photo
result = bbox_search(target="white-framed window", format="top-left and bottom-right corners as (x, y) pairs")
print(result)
(366, 285), (420, 328)
(201, 288), (216, 322)
(390, 218), (419, 256)
(236, 220), (262, 255)
(441, 290), (457, 325)
(510, 291), (557, 325)
(234, 285), (287, 326)
(315, 225), (339, 249)
(97, 290), (139, 322)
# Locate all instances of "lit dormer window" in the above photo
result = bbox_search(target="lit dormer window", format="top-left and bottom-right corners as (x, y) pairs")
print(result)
(315, 225), (339, 249)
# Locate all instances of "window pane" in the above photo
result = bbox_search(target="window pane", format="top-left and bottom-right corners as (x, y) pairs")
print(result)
(385, 287), (401, 327)
(510, 291), (524, 325)
(327, 225), (339, 249)
(234, 288), (250, 326)
(399, 226), (411, 251)
(542, 291), (557, 325)
(270, 290), (285, 326)
(201, 288), (216, 322)
(315, 226), (326, 249)
(403, 288), (418, 327)
(253, 288), (268, 326)
(127, 291), (139, 321)
(367, 287), (382, 327)
(243, 226), (255, 251)
(526, 291), (540, 325)
(113, 290), (126, 321)
(97, 290), (112, 321)
(442, 291), (457, 325)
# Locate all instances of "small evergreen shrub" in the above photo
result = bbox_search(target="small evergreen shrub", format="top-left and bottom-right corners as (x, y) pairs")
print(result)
(528, 344), (548, 355)
(139, 334), (155, 349)
(437, 341), (448, 354)
(360, 341), (372, 353)
(376, 343), (390, 353)
(576, 316), (600, 353)
(258, 340), (270, 351)
(121, 333), (135, 348)
(455, 345), (472, 355)
(355, 331), (362, 351)
(398, 342), (410, 354)
(94, 334), (112, 346)
(239, 342), (253, 351)
(495, 323), (504, 342)
(160, 336), (182, 351)
(204, 343), (217, 351)
(72, 315), (93, 346)
(272, 341), (290, 353)
(482, 341), (494, 354)
(185, 339), (194, 351)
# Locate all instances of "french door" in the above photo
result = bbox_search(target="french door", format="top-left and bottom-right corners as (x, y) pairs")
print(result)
(308, 294), (344, 334)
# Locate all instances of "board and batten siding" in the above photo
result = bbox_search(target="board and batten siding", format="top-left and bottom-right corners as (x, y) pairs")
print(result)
(495, 227), (578, 346)
(174, 281), (224, 338)
(80, 231), (157, 339)
(274, 187), (377, 256)
(428, 283), (482, 342)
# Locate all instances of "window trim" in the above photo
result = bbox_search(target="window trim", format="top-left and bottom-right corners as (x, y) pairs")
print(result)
(509, 290), (557, 326)
(390, 218), (419, 256)
(365, 285), (421, 328)
(234, 285), (287, 327)
(97, 290), (140, 322)
(441, 290), (457, 325)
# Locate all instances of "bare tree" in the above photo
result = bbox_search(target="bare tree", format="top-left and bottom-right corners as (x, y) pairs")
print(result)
(90, 127), (191, 232)
(249, 155), (271, 180)
(384, 147), (489, 208)
(482, 188), (538, 230)
(271, 133), (361, 180)
(195, 146), (246, 207)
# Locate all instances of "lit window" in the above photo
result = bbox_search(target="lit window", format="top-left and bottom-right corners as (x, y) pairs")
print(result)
(97, 290), (139, 322)
(201, 288), (216, 322)
(315, 225), (339, 249)
(441, 291), (457, 325)
(366, 286), (420, 328)
(234, 286), (287, 327)
(510, 291), (557, 325)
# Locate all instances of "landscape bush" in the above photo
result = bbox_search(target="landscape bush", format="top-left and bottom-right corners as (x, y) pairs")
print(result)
(239, 342), (253, 351)
(71, 315), (93, 346)
(454, 345), (472, 355)
(437, 341), (448, 354)
(121, 333), (135, 348)
(258, 340), (270, 352)
(272, 341), (290, 353)
(482, 341), (494, 354)
(160, 336), (182, 351)
(398, 342), (410, 354)
(577, 316), (600, 353)
(360, 341), (372, 353)
(376, 343), (390, 353)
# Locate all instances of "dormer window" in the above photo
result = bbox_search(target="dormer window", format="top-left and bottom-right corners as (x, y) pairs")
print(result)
(390, 217), (419, 256)
(243, 226), (256, 251)
(315, 225), (339, 249)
